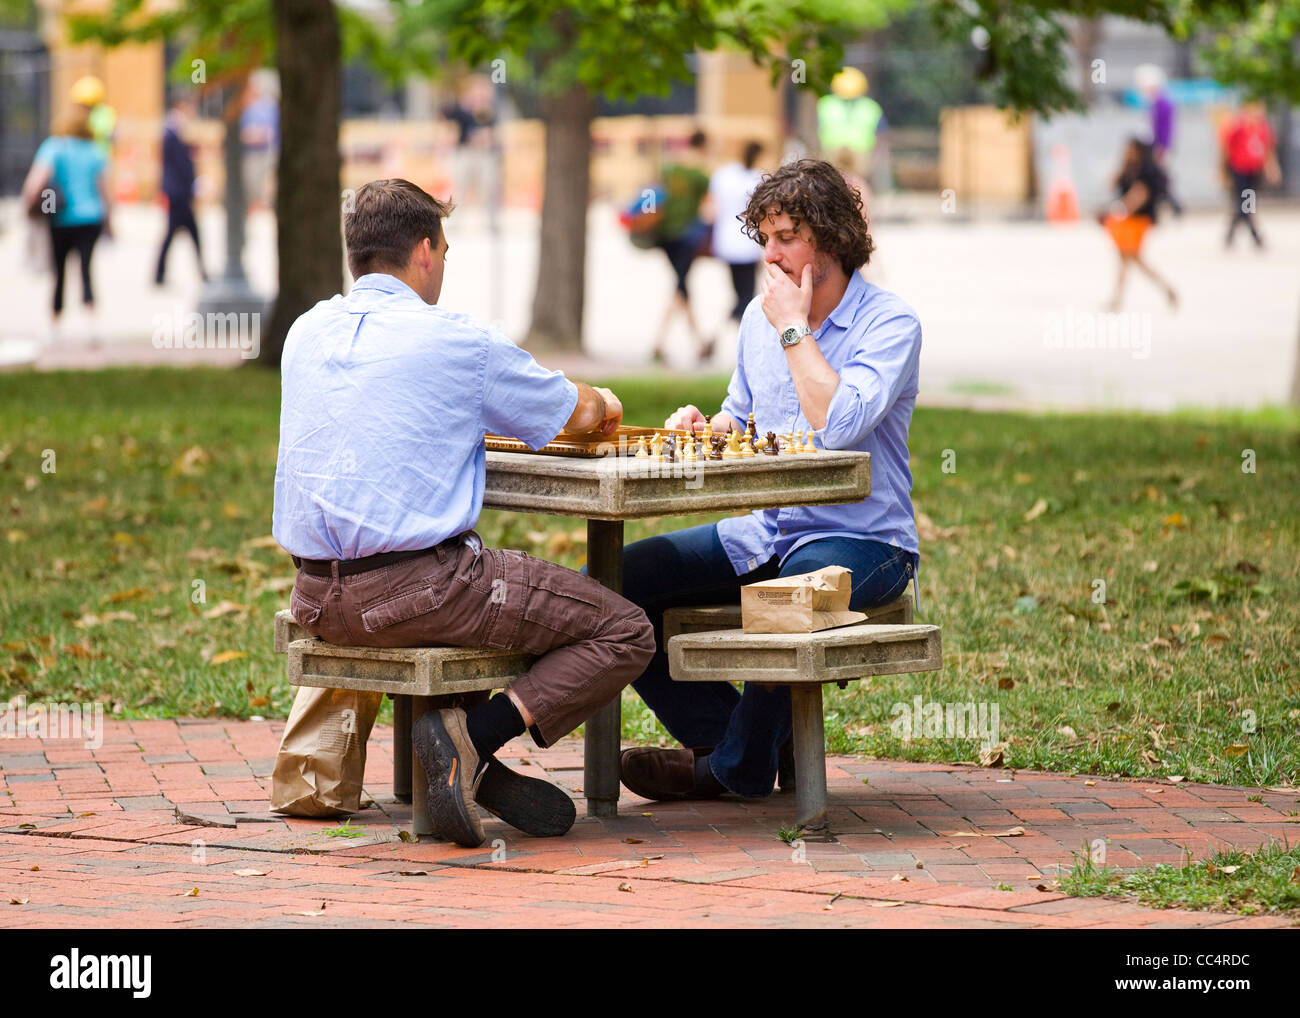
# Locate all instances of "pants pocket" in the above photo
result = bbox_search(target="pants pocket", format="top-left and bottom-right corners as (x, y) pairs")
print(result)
(289, 584), (324, 630)
(358, 583), (443, 633)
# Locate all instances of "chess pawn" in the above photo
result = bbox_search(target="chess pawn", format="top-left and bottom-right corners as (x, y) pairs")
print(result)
(795, 429), (809, 453)
(665, 434), (677, 462)
(745, 412), (757, 442)
(635, 436), (650, 459)
(764, 431), (779, 456)
(701, 420), (714, 448)
(649, 433), (665, 461)
(803, 430), (818, 453)
(722, 430), (742, 458)
(740, 433), (756, 457)
(682, 435), (697, 461)
(780, 431), (798, 455)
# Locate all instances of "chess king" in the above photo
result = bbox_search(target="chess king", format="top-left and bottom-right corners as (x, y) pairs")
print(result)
(272, 179), (654, 847)
(620, 158), (922, 801)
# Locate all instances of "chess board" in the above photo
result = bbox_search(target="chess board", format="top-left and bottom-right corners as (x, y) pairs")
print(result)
(485, 425), (689, 458)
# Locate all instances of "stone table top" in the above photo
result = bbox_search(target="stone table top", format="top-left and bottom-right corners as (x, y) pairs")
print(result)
(482, 449), (870, 521)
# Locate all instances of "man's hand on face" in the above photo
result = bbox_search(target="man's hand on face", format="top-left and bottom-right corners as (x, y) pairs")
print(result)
(593, 386), (623, 435)
(762, 260), (814, 333)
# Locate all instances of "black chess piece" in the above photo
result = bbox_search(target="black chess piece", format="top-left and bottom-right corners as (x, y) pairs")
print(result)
(664, 434), (677, 462)
(764, 431), (778, 456)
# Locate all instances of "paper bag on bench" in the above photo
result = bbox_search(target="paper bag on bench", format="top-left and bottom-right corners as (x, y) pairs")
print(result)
(270, 686), (383, 817)
(741, 566), (867, 634)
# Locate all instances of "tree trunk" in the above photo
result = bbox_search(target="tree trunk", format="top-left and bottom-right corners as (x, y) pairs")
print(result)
(526, 83), (596, 352)
(261, 0), (342, 368)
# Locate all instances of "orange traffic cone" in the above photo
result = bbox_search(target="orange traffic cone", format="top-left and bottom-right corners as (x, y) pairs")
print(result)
(1045, 144), (1079, 224)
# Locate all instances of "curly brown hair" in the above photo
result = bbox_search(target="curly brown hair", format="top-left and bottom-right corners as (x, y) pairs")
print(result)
(740, 159), (874, 275)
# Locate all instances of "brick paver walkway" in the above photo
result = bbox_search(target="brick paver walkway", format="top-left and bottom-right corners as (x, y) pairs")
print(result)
(1, 720), (1295, 928)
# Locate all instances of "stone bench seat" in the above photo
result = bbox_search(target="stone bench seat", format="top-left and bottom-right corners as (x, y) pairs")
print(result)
(272, 610), (537, 836)
(663, 598), (940, 830)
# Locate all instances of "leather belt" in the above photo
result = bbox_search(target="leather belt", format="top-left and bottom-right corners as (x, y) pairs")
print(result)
(292, 534), (462, 578)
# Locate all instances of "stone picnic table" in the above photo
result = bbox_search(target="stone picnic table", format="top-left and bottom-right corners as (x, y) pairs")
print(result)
(480, 447), (871, 818)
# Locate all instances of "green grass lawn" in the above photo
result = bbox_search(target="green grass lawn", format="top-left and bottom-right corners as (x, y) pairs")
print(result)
(2, 366), (1298, 793)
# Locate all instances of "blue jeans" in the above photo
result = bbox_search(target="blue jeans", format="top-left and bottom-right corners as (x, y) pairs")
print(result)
(621, 523), (914, 797)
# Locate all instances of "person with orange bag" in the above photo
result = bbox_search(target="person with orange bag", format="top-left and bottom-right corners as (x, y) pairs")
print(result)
(1099, 137), (1177, 312)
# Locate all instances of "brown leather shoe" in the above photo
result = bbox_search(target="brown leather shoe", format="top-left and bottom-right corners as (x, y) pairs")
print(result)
(620, 747), (720, 801)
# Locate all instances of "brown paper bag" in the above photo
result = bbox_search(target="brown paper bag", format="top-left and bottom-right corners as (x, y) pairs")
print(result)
(270, 686), (383, 817)
(741, 565), (868, 634)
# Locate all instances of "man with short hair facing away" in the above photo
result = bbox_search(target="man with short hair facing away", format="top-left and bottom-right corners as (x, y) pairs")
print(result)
(273, 179), (655, 847)
(619, 159), (922, 803)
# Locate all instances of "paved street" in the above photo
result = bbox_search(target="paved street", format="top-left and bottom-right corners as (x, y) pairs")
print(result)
(3, 196), (1297, 410)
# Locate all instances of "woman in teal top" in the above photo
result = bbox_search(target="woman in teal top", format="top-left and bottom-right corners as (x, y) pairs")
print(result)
(22, 107), (112, 320)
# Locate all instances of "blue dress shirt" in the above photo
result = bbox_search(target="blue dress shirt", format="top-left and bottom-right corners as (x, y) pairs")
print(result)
(273, 273), (578, 560)
(716, 270), (921, 574)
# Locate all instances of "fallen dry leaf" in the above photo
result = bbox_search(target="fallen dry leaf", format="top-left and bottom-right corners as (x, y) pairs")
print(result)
(182, 888), (200, 897)
(9, 898), (29, 905)
(1022, 498), (1048, 522)
(945, 826), (1026, 838)
(872, 900), (906, 908)
(232, 869), (267, 877)
(617, 882), (634, 893)
(202, 601), (246, 619)
(979, 744), (1005, 768)
(397, 870), (429, 877)
(1224, 744), (1251, 758)
(209, 650), (248, 665)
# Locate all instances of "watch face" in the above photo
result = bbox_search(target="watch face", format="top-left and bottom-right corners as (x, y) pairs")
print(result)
(781, 327), (800, 346)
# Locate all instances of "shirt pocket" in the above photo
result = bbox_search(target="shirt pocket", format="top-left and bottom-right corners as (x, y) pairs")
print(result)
(359, 583), (444, 633)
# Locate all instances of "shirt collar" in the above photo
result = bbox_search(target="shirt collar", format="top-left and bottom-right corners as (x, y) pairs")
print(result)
(824, 270), (869, 331)
(349, 273), (422, 300)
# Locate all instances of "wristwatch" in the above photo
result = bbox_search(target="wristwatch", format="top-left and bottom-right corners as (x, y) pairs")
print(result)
(780, 323), (812, 348)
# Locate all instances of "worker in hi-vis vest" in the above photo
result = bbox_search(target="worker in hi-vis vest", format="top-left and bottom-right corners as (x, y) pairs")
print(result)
(817, 67), (887, 186)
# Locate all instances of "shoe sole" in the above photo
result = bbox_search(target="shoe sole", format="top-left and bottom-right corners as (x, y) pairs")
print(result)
(412, 712), (484, 848)
(475, 759), (576, 837)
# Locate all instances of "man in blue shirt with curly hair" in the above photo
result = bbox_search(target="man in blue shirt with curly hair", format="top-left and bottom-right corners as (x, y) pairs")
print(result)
(619, 159), (922, 802)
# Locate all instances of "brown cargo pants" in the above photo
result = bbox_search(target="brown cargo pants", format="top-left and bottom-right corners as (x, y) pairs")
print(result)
(287, 533), (655, 747)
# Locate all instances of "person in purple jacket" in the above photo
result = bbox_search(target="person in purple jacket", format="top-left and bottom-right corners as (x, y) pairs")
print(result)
(1136, 65), (1183, 217)
(155, 97), (207, 285)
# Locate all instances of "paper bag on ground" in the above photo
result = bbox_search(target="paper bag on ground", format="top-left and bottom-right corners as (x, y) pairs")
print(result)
(270, 686), (383, 817)
(741, 565), (868, 633)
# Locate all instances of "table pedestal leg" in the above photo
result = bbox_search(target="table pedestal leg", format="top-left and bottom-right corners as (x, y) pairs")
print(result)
(790, 684), (828, 830)
(585, 519), (624, 818)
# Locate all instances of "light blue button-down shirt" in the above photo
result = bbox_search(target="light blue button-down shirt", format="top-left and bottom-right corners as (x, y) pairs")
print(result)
(273, 274), (578, 560)
(716, 270), (920, 575)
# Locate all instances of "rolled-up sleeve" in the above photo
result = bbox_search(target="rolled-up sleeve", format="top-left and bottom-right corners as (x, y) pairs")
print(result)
(482, 329), (579, 450)
(821, 310), (921, 450)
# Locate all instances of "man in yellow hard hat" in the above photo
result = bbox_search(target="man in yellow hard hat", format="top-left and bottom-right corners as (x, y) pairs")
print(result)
(71, 76), (115, 157)
(817, 68), (887, 183)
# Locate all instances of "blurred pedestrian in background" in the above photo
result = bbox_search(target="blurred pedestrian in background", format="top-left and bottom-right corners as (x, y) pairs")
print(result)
(442, 74), (500, 211)
(705, 140), (764, 336)
(20, 104), (112, 341)
(70, 75), (115, 157)
(817, 68), (889, 198)
(1135, 64), (1182, 217)
(1219, 101), (1280, 251)
(155, 96), (207, 286)
(1099, 137), (1176, 312)
(241, 70), (279, 212)
(650, 129), (712, 366)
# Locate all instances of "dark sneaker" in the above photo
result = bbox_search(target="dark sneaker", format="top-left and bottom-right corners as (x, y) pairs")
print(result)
(412, 708), (484, 848)
(475, 758), (576, 837)
(620, 746), (721, 801)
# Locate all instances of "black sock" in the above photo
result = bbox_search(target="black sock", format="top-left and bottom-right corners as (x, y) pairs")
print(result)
(694, 753), (726, 796)
(466, 694), (526, 766)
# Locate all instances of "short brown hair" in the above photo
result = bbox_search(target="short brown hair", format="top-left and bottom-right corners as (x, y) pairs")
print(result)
(344, 179), (454, 278)
(741, 159), (874, 275)
(56, 105), (93, 140)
